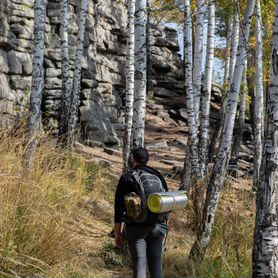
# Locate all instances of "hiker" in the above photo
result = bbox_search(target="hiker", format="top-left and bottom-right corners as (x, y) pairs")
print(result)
(114, 147), (168, 278)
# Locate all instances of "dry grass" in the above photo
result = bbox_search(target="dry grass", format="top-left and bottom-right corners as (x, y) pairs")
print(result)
(0, 128), (255, 277)
(0, 128), (108, 277)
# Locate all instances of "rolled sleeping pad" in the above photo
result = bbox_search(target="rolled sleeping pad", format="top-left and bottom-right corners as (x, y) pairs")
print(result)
(147, 191), (188, 213)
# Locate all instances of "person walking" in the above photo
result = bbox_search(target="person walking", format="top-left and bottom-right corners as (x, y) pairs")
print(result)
(114, 147), (168, 278)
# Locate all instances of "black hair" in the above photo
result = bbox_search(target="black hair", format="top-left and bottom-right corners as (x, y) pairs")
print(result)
(130, 147), (149, 164)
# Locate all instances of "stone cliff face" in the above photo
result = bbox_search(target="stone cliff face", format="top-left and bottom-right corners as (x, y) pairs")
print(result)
(0, 0), (182, 145)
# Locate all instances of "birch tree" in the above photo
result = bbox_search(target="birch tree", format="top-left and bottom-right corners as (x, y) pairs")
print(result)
(180, 0), (200, 191)
(232, 63), (248, 162)
(228, 11), (240, 87)
(59, 0), (72, 138)
(253, 0), (264, 190)
(123, 0), (136, 171)
(209, 11), (239, 159)
(193, 0), (206, 126)
(131, 0), (147, 148)
(189, 0), (256, 260)
(68, 0), (89, 144)
(24, 0), (46, 171)
(223, 16), (233, 87)
(199, 0), (215, 178)
(252, 1), (278, 274)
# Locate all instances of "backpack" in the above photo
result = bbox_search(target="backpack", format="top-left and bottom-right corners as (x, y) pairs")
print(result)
(124, 169), (167, 225)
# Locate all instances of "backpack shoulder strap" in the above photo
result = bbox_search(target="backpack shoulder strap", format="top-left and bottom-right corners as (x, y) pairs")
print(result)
(132, 170), (145, 195)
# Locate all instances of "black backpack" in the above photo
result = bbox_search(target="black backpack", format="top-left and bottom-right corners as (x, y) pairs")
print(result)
(125, 169), (167, 225)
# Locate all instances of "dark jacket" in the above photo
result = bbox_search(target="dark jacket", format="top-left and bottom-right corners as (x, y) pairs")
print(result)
(114, 164), (168, 240)
(114, 164), (168, 223)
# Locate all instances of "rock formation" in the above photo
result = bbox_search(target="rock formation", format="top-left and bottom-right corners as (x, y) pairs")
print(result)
(0, 0), (186, 146)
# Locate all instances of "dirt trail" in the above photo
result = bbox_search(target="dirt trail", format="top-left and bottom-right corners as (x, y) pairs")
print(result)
(70, 108), (254, 277)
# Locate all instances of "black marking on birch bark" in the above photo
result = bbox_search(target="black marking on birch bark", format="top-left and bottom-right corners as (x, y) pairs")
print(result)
(272, 48), (278, 75)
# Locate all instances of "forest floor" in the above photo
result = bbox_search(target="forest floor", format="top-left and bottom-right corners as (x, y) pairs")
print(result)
(0, 105), (255, 278)
(68, 105), (255, 278)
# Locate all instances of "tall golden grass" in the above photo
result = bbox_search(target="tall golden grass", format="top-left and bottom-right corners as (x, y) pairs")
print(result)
(0, 128), (255, 278)
(0, 128), (100, 277)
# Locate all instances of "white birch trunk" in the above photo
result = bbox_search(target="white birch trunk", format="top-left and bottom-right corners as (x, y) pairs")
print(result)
(24, 0), (46, 170)
(189, 0), (256, 260)
(59, 0), (72, 138)
(131, 0), (147, 148)
(232, 63), (247, 162)
(252, 1), (278, 275)
(224, 16), (233, 86)
(123, 0), (136, 171)
(193, 0), (206, 126)
(209, 11), (239, 160)
(68, 0), (89, 144)
(181, 0), (200, 190)
(199, 0), (215, 178)
(228, 11), (240, 87)
(253, 0), (264, 190)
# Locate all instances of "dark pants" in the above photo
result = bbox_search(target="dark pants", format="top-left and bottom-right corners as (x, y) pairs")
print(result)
(127, 227), (164, 278)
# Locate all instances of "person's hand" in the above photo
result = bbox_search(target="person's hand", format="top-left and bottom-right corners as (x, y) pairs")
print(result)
(114, 223), (125, 249)
(115, 232), (125, 249)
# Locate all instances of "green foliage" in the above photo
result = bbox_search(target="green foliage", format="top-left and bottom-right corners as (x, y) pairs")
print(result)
(150, 0), (184, 24)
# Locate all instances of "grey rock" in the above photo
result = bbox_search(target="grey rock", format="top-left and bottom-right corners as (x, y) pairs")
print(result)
(103, 147), (122, 156)
(156, 110), (170, 120)
(151, 55), (172, 71)
(0, 100), (14, 114)
(46, 68), (61, 78)
(8, 50), (22, 74)
(46, 50), (61, 62)
(44, 90), (62, 99)
(97, 83), (113, 95)
(84, 139), (105, 148)
(112, 123), (124, 131)
(146, 141), (168, 149)
(82, 79), (98, 89)
(10, 76), (31, 90)
(44, 99), (60, 111)
(10, 23), (33, 40)
(47, 9), (61, 18)
(179, 108), (187, 121)
(0, 18), (10, 38)
(0, 74), (15, 101)
(0, 49), (9, 73)
(174, 138), (187, 150)
(153, 87), (178, 98)
(44, 58), (55, 68)
(80, 101), (120, 145)
(45, 78), (62, 89)
(11, 38), (33, 51)
(11, 8), (34, 19)
(45, 33), (60, 49)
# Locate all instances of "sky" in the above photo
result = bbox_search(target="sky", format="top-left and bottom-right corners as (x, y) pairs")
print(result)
(165, 19), (226, 85)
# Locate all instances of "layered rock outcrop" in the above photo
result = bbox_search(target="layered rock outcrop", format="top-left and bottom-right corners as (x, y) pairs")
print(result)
(0, 0), (184, 145)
